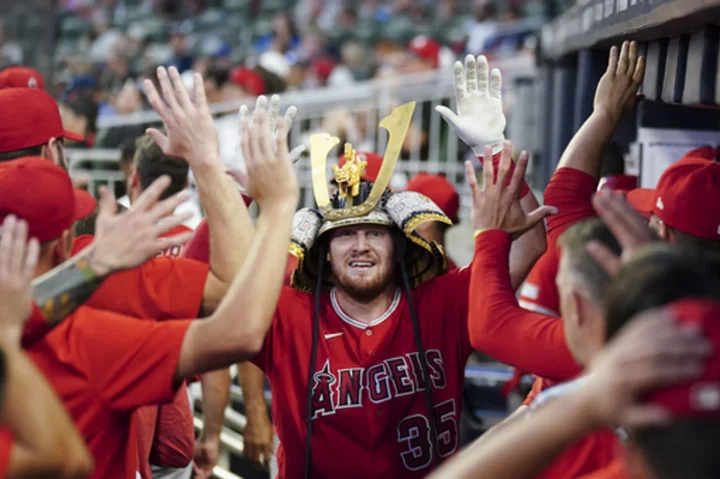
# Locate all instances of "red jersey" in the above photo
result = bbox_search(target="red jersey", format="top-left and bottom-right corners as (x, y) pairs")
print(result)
(518, 246), (560, 317)
(0, 427), (11, 477)
(27, 307), (192, 479)
(253, 268), (474, 478)
(157, 224), (193, 258)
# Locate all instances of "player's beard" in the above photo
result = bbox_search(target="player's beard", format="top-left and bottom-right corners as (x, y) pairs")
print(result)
(331, 260), (396, 302)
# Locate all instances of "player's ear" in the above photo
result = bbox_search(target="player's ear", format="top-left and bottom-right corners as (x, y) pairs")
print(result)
(570, 290), (585, 327)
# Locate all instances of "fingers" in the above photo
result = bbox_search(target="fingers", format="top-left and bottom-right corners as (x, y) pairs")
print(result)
(239, 105), (252, 167)
(525, 205), (558, 228)
(143, 78), (171, 122)
(452, 61), (466, 104)
(275, 118), (290, 158)
(434, 105), (461, 130)
(482, 145), (494, 191)
(489, 68), (502, 100)
(258, 108), (276, 163)
(145, 128), (170, 153)
(168, 66), (193, 111)
(633, 55), (646, 86)
(252, 95), (268, 126)
(193, 71), (208, 108)
(606, 45), (619, 74)
(148, 190), (192, 223)
(593, 191), (656, 249)
(268, 94), (280, 133)
(23, 238), (39, 282)
(249, 109), (266, 168)
(156, 67), (182, 113)
(627, 41), (638, 78)
(586, 240), (622, 277)
(616, 41), (630, 76)
(622, 405), (671, 428)
(289, 144), (306, 164)
(97, 185), (118, 218)
(9, 218), (28, 280)
(284, 105), (298, 132)
(506, 146), (527, 198)
(133, 175), (172, 211)
(465, 55), (477, 94)
(154, 217), (194, 242)
(0, 216), (13, 279)
(496, 141), (513, 192)
(476, 55), (489, 96)
(464, 160), (481, 205)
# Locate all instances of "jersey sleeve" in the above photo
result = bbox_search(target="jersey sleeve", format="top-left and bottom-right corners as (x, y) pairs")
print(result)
(69, 307), (193, 411)
(0, 427), (12, 478)
(543, 168), (599, 245)
(84, 257), (209, 320)
(518, 247), (561, 317)
(468, 230), (581, 381)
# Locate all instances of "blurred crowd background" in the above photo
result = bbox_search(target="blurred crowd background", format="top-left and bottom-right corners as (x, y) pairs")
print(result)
(1, 0), (572, 149)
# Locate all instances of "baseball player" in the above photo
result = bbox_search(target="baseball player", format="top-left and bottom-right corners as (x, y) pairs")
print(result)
(245, 52), (553, 477)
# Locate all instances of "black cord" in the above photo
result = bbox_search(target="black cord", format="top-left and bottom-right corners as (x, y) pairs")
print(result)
(398, 240), (439, 468)
(304, 244), (325, 479)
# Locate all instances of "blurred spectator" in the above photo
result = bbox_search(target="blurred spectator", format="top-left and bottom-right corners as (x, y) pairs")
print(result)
(59, 95), (99, 148)
(466, 0), (499, 55)
(0, 22), (23, 66)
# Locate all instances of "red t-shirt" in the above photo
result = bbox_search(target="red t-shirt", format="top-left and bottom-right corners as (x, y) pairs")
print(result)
(253, 268), (474, 478)
(20, 304), (53, 349)
(0, 427), (12, 477)
(26, 307), (192, 479)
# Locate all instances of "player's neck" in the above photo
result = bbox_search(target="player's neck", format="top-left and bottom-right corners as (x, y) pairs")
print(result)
(334, 284), (397, 325)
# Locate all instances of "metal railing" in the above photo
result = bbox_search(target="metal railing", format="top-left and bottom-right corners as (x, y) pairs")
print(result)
(66, 56), (538, 225)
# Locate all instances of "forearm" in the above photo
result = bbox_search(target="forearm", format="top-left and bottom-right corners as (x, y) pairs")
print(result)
(469, 232), (580, 380)
(176, 204), (294, 378)
(238, 362), (268, 414)
(509, 190), (546, 291)
(557, 109), (618, 177)
(200, 369), (231, 438)
(428, 392), (596, 479)
(193, 161), (254, 285)
(31, 246), (109, 327)
(1, 338), (92, 478)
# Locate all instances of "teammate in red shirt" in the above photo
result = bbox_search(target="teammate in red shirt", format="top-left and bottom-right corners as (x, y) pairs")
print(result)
(0, 215), (92, 479)
(6, 68), (300, 479)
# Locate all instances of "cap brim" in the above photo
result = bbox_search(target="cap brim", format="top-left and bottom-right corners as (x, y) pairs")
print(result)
(626, 188), (655, 219)
(63, 129), (85, 143)
(73, 189), (96, 220)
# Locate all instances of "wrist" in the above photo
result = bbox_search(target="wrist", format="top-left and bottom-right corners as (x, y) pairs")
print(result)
(0, 326), (22, 348)
(258, 197), (298, 215)
(199, 432), (221, 444)
(592, 105), (621, 125)
(85, 247), (113, 278)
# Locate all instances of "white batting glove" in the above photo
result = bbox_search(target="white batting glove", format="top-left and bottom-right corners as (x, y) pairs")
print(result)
(435, 55), (506, 157)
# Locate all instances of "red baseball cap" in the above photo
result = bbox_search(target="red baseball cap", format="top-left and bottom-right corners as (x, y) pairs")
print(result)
(0, 157), (91, 242)
(408, 36), (440, 68)
(626, 146), (720, 240)
(646, 299), (720, 417)
(337, 151), (384, 183)
(0, 88), (84, 153)
(229, 67), (266, 97)
(0, 66), (45, 90)
(405, 173), (460, 223)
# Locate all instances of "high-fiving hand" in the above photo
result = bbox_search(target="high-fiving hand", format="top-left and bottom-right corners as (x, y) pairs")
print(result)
(143, 66), (219, 168)
(436, 54), (506, 156)
(594, 41), (645, 123)
(89, 177), (195, 276)
(0, 215), (39, 338)
(465, 141), (556, 240)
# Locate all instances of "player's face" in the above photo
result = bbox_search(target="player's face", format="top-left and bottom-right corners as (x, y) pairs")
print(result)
(328, 225), (395, 301)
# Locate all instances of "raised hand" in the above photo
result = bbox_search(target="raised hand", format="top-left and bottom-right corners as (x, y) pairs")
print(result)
(586, 191), (659, 277)
(0, 216), (39, 335)
(436, 54), (506, 156)
(579, 308), (710, 428)
(466, 141), (556, 240)
(90, 177), (195, 275)
(231, 97), (299, 210)
(594, 41), (645, 122)
(143, 66), (219, 167)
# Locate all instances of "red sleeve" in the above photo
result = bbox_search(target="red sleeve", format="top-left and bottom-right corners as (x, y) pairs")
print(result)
(518, 246), (560, 317)
(84, 257), (209, 320)
(149, 386), (195, 468)
(468, 230), (581, 381)
(181, 218), (210, 263)
(0, 427), (12, 478)
(543, 168), (599, 244)
(69, 307), (192, 411)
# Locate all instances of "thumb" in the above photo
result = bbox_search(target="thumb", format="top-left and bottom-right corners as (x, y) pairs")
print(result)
(587, 240), (622, 277)
(435, 105), (462, 130)
(146, 128), (170, 152)
(289, 144), (306, 164)
(525, 205), (558, 228)
(97, 185), (118, 219)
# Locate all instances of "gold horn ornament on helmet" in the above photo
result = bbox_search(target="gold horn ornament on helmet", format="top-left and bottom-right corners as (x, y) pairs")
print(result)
(309, 101), (416, 221)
